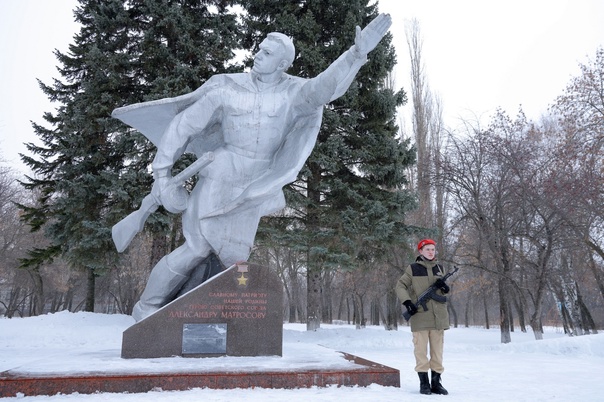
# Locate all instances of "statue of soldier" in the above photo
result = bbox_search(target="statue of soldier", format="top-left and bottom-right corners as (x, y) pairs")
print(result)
(112, 14), (392, 321)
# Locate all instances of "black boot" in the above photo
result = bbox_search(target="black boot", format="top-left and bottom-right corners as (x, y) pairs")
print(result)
(418, 372), (431, 395)
(431, 370), (448, 395)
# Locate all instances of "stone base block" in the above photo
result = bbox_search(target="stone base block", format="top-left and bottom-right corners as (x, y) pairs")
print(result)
(0, 353), (400, 397)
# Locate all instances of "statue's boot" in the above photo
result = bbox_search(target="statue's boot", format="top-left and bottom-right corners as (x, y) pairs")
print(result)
(132, 256), (189, 322)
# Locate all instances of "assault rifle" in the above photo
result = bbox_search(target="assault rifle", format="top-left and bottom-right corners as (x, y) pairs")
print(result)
(402, 266), (459, 321)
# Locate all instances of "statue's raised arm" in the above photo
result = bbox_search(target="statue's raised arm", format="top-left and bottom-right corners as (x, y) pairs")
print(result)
(204, 13), (393, 218)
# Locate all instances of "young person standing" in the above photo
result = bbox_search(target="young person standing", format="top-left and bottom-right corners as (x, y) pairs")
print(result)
(396, 238), (451, 395)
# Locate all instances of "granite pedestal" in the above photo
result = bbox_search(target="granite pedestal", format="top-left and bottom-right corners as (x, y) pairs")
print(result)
(122, 261), (283, 358)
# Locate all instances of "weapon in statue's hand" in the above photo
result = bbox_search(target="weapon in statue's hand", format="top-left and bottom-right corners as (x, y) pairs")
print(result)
(112, 152), (214, 252)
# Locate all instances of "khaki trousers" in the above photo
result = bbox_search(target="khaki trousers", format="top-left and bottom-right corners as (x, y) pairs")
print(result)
(412, 329), (445, 373)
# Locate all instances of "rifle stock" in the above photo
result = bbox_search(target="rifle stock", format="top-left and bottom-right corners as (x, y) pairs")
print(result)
(111, 152), (214, 252)
(112, 194), (159, 253)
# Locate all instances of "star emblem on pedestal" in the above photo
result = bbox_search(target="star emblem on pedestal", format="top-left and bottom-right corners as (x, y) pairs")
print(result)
(236, 261), (249, 286)
(237, 273), (248, 286)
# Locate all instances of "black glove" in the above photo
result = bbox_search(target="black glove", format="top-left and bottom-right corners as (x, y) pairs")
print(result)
(403, 300), (418, 316)
(434, 278), (450, 294)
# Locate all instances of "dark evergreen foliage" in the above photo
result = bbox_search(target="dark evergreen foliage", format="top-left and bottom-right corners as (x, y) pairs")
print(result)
(19, 0), (241, 311)
(241, 0), (416, 267)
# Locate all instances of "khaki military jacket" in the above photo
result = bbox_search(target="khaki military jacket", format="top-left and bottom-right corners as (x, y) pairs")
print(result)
(396, 257), (450, 332)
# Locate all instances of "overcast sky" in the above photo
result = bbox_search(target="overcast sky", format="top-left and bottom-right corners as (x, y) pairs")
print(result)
(1, 0), (603, 173)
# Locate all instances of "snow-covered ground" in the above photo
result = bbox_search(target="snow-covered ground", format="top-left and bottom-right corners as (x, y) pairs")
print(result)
(1, 311), (602, 401)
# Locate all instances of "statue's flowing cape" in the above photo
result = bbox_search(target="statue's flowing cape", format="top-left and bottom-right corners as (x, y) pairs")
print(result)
(111, 74), (325, 212)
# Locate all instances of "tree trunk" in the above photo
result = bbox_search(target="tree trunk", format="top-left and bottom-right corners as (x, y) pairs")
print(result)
(352, 294), (365, 329)
(577, 288), (597, 335)
(306, 161), (322, 331)
(25, 268), (45, 316)
(587, 252), (604, 302)
(530, 313), (544, 340)
(4, 286), (23, 318)
(508, 300), (515, 332)
(370, 298), (380, 326)
(346, 296), (352, 324)
(321, 273), (332, 324)
(384, 290), (399, 330)
(464, 295), (471, 327)
(559, 303), (572, 335)
(499, 277), (512, 343)
(448, 294), (458, 328)
(483, 294), (490, 330)
(565, 279), (584, 336)
(291, 268), (305, 323)
(288, 304), (297, 323)
(512, 295), (527, 332)
(50, 292), (62, 313)
(575, 283), (595, 335)
(337, 290), (346, 321)
(306, 262), (322, 331)
(84, 268), (96, 312)
(280, 271), (296, 323)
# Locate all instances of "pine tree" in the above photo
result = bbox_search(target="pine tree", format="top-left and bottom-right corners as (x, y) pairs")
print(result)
(19, 0), (241, 312)
(118, 0), (242, 267)
(241, 0), (416, 330)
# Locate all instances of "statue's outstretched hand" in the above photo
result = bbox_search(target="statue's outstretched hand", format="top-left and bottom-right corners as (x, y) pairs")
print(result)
(354, 13), (392, 57)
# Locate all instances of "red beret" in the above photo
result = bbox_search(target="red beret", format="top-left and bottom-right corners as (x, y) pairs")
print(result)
(417, 238), (436, 251)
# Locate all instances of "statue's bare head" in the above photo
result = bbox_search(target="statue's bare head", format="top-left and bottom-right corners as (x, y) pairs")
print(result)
(265, 32), (295, 68)
(253, 33), (295, 77)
